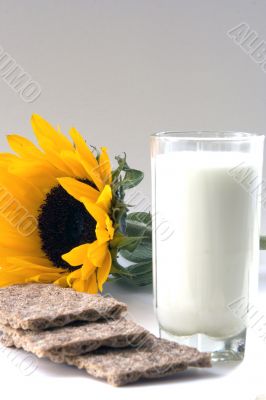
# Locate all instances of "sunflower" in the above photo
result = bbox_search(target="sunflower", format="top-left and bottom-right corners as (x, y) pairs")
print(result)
(0, 115), (153, 293)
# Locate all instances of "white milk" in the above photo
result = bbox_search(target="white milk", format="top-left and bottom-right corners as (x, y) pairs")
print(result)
(153, 151), (260, 339)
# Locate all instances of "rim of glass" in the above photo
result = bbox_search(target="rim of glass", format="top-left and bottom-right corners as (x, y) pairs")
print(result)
(151, 131), (264, 141)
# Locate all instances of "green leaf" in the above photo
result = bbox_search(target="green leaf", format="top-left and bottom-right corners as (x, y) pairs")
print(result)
(127, 260), (152, 275)
(126, 212), (152, 226)
(110, 234), (145, 251)
(110, 156), (152, 286)
(112, 153), (129, 184)
(107, 274), (122, 283)
(125, 212), (152, 237)
(123, 272), (152, 286)
(121, 260), (152, 286)
(118, 212), (152, 263)
(112, 154), (144, 191)
(110, 253), (152, 286)
(111, 200), (128, 233)
(115, 153), (129, 170)
(120, 241), (152, 262)
(121, 169), (144, 190)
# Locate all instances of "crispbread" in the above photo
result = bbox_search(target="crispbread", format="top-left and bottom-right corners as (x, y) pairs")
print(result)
(64, 336), (211, 386)
(0, 284), (212, 386)
(0, 318), (151, 363)
(0, 284), (127, 330)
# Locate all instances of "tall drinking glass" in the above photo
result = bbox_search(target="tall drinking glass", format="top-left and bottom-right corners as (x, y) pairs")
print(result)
(151, 132), (264, 361)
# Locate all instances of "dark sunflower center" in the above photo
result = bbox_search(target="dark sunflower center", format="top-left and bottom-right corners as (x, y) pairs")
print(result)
(38, 180), (97, 270)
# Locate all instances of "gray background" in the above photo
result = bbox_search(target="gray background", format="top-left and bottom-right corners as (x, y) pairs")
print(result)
(0, 0), (266, 237)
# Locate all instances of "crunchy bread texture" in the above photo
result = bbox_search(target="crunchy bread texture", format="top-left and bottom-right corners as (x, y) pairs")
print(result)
(64, 336), (211, 386)
(0, 284), (212, 386)
(0, 319), (151, 363)
(0, 284), (127, 330)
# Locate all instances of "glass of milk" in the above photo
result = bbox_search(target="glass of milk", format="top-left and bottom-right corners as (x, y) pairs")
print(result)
(151, 131), (264, 361)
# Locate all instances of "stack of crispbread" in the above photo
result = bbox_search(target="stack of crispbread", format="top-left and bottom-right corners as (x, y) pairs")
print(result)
(0, 283), (211, 386)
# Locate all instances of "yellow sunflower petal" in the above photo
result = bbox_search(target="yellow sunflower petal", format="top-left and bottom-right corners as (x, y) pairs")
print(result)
(0, 153), (19, 168)
(69, 127), (98, 169)
(99, 147), (112, 185)
(35, 136), (74, 175)
(8, 160), (58, 190)
(87, 241), (108, 266)
(97, 250), (112, 291)
(95, 225), (111, 243)
(95, 217), (114, 243)
(77, 157), (104, 192)
(54, 275), (70, 287)
(31, 114), (73, 152)
(96, 184), (112, 213)
(80, 197), (106, 226)
(6, 256), (53, 267)
(0, 272), (34, 286)
(26, 273), (65, 284)
(0, 261), (66, 287)
(0, 170), (45, 213)
(59, 150), (88, 179)
(4, 258), (66, 273)
(87, 272), (98, 294)
(57, 177), (99, 204)
(72, 278), (88, 292)
(81, 258), (96, 280)
(66, 269), (81, 286)
(0, 233), (41, 254)
(106, 215), (115, 239)
(7, 135), (44, 159)
(62, 243), (89, 266)
(67, 269), (98, 293)
(69, 128), (104, 191)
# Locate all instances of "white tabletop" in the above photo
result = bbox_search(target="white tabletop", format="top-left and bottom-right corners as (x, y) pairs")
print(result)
(1, 265), (266, 400)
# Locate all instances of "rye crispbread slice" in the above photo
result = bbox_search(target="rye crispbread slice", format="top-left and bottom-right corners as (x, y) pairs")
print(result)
(0, 284), (211, 386)
(0, 319), (151, 363)
(0, 284), (127, 330)
(64, 336), (211, 386)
